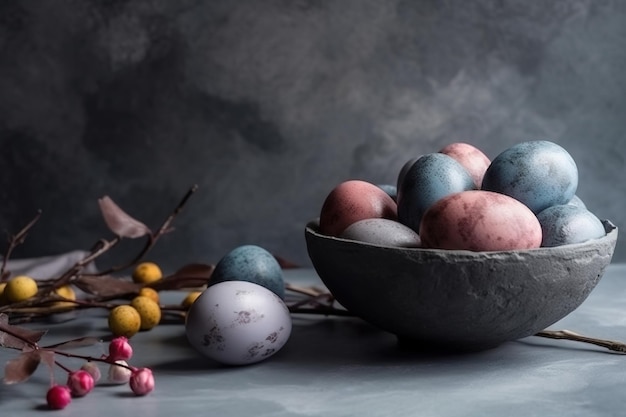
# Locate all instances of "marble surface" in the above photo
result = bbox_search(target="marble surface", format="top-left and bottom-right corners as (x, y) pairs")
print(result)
(0, 1), (625, 270)
(2, 265), (626, 416)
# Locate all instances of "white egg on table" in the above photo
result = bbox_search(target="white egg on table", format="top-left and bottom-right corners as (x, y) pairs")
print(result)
(185, 280), (292, 365)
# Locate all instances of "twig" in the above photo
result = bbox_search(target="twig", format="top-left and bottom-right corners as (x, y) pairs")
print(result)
(1, 210), (42, 282)
(535, 329), (626, 353)
(95, 184), (198, 276)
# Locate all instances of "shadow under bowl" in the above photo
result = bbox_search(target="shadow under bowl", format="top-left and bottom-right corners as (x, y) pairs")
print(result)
(305, 219), (618, 351)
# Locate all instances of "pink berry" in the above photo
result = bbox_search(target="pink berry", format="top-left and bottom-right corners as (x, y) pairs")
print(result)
(67, 370), (95, 397)
(108, 336), (133, 361)
(46, 385), (72, 410)
(80, 362), (101, 382)
(129, 368), (155, 396)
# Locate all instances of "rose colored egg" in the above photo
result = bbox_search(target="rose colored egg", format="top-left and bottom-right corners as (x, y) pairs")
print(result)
(419, 190), (542, 251)
(439, 142), (491, 188)
(319, 180), (398, 237)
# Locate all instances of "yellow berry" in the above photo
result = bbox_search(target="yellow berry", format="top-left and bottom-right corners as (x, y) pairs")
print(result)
(0, 282), (7, 305)
(138, 287), (160, 303)
(130, 296), (161, 331)
(52, 285), (77, 309)
(132, 262), (163, 284)
(108, 305), (141, 337)
(181, 291), (202, 309)
(5, 275), (38, 302)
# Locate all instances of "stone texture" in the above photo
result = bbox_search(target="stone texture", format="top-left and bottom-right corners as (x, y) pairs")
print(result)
(0, 1), (624, 271)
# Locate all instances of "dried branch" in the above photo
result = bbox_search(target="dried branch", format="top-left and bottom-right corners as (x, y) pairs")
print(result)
(1, 210), (42, 282)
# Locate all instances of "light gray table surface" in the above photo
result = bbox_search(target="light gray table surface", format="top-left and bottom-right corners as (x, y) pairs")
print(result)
(2, 264), (626, 417)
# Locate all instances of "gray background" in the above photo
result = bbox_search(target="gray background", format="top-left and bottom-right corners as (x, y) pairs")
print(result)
(0, 0), (624, 272)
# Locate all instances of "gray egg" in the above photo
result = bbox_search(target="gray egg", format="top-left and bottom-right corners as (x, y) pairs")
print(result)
(339, 218), (421, 247)
(536, 204), (605, 247)
(567, 194), (587, 209)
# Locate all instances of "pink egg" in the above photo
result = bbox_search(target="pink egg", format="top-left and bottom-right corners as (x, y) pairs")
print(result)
(319, 180), (398, 237)
(439, 142), (491, 188)
(419, 190), (542, 251)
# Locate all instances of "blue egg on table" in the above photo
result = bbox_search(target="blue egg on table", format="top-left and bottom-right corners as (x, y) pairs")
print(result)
(481, 140), (578, 214)
(397, 153), (475, 232)
(536, 204), (605, 247)
(210, 245), (285, 299)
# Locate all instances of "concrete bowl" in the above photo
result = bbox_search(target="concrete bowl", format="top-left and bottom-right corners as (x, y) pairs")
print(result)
(305, 219), (618, 351)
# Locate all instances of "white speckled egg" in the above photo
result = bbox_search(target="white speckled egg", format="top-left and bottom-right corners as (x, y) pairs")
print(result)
(339, 218), (421, 247)
(185, 281), (292, 365)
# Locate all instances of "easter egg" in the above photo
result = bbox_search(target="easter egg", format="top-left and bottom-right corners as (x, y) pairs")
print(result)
(397, 153), (475, 233)
(339, 218), (421, 247)
(319, 180), (397, 237)
(419, 190), (542, 251)
(481, 140), (578, 214)
(185, 281), (292, 365)
(210, 245), (285, 299)
(536, 204), (605, 247)
(439, 142), (491, 188)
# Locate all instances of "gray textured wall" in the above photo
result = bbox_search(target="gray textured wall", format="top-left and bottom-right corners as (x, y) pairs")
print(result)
(0, 0), (624, 272)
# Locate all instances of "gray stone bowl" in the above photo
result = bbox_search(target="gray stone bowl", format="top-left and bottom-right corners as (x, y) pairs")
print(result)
(305, 219), (618, 351)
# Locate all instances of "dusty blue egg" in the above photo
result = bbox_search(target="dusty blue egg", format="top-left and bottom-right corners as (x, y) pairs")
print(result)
(397, 153), (475, 232)
(396, 157), (419, 192)
(377, 184), (398, 202)
(339, 218), (421, 247)
(210, 245), (285, 299)
(536, 205), (605, 247)
(567, 194), (587, 209)
(482, 140), (578, 214)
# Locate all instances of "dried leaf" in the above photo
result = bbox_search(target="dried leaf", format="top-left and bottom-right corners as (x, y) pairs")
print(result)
(3, 350), (41, 384)
(98, 196), (152, 239)
(74, 275), (142, 298)
(0, 314), (46, 350)
(44, 337), (101, 350)
(152, 263), (214, 291)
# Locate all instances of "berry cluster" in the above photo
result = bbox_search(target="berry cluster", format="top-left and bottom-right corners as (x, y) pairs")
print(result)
(46, 336), (155, 410)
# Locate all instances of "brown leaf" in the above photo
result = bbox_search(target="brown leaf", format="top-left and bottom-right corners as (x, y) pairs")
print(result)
(3, 350), (41, 384)
(98, 196), (152, 239)
(273, 255), (301, 269)
(74, 275), (141, 298)
(0, 314), (47, 350)
(151, 263), (215, 291)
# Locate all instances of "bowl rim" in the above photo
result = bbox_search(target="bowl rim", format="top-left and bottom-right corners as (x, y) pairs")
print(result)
(305, 218), (618, 257)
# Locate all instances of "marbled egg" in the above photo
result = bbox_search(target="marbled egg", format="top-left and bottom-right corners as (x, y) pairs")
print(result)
(419, 190), (542, 251)
(210, 245), (285, 299)
(439, 142), (491, 188)
(339, 218), (421, 247)
(397, 153), (475, 233)
(536, 204), (605, 247)
(185, 280), (292, 366)
(481, 140), (578, 214)
(319, 180), (397, 237)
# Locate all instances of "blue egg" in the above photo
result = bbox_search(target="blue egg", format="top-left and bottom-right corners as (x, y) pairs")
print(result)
(210, 245), (285, 299)
(482, 140), (578, 214)
(377, 184), (398, 202)
(536, 205), (605, 247)
(397, 153), (475, 232)
(567, 194), (587, 209)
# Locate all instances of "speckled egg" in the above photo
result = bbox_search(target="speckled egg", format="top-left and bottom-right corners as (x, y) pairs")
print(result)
(536, 204), (605, 247)
(481, 140), (578, 214)
(397, 153), (475, 233)
(396, 157), (419, 191)
(210, 245), (285, 299)
(339, 218), (421, 247)
(377, 184), (398, 202)
(185, 280), (292, 366)
(567, 194), (587, 209)
(439, 142), (491, 188)
(419, 190), (542, 251)
(319, 180), (397, 237)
